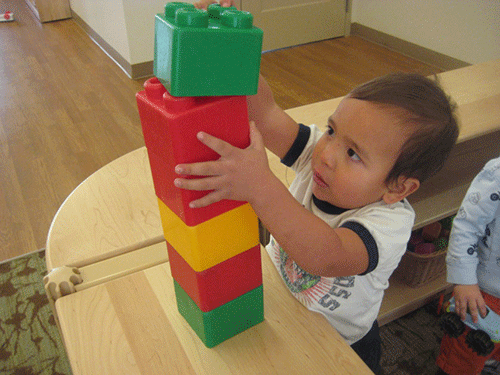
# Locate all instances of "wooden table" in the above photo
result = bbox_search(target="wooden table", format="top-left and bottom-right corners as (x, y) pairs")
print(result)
(55, 242), (372, 374)
(45, 145), (371, 374)
(45, 59), (500, 374)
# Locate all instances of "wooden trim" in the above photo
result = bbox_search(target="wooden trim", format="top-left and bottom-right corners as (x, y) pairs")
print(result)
(351, 22), (470, 71)
(131, 61), (154, 79)
(24, 0), (40, 21)
(344, 0), (352, 36)
(72, 11), (154, 79)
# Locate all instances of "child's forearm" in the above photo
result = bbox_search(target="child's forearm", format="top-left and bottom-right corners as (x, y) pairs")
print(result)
(250, 174), (368, 277)
(247, 75), (299, 159)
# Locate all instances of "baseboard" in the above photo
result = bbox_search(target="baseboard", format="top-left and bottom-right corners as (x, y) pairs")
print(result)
(351, 23), (470, 71)
(131, 61), (154, 79)
(0, 248), (46, 266)
(72, 11), (153, 79)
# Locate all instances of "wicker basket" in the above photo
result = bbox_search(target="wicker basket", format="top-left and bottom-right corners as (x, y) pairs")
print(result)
(392, 249), (447, 288)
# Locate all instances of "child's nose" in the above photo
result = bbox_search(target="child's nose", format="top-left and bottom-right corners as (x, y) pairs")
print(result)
(320, 142), (338, 169)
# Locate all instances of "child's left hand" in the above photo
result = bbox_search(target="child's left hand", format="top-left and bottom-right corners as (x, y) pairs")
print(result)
(174, 121), (273, 208)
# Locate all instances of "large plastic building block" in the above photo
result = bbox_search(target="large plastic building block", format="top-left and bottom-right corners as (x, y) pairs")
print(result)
(154, 2), (263, 97)
(174, 281), (264, 348)
(136, 77), (249, 226)
(158, 198), (259, 272)
(168, 242), (262, 312)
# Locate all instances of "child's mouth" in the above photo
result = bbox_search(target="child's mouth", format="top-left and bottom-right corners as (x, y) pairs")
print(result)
(313, 171), (328, 188)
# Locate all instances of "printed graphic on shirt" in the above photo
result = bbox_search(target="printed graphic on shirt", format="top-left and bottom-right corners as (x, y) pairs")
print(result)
(271, 239), (354, 310)
(462, 187), (500, 257)
(491, 190), (500, 201)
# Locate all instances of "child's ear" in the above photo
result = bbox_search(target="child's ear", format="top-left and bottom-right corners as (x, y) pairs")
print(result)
(383, 176), (420, 204)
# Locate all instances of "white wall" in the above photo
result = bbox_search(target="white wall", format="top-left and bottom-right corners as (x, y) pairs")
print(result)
(122, 1), (180, 65)
(70, 0), (131, 62)
(351, 0), (500, 64)
(70, 0), (195, 65)
(70, 0), (500, 68)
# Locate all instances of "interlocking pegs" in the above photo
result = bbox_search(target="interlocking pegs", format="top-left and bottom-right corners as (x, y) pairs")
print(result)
(154, 2), (263, 97)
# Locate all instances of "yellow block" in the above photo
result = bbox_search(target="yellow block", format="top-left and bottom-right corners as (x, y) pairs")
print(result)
(157, 199), (259, 272)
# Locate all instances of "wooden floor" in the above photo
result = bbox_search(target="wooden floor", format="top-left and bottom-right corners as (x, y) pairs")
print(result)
(0, 0), (442, 262)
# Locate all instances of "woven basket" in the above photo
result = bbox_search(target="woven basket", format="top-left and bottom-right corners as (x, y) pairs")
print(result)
(392, 249), (447, 288)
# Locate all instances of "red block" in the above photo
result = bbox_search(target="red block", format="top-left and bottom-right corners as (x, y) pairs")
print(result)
(167, 242), (262, 312)
(136, 77), (249, 226)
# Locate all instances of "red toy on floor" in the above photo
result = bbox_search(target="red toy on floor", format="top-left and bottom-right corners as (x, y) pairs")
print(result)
(1, 11), (14, 22)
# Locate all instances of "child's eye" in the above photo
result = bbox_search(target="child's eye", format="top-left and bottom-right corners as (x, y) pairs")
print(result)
(326, 126), (334, 136)
(347, 148), (361, 161)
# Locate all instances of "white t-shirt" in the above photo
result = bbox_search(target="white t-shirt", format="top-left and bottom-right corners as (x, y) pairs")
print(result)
(265, 124), (415, 344)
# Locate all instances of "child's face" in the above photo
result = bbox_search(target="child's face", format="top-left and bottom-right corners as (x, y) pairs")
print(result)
(311, 98), (409, 209)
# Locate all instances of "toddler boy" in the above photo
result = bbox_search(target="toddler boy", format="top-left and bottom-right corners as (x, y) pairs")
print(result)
(174, 72), (459, 373)
(437, 155), (500, 375)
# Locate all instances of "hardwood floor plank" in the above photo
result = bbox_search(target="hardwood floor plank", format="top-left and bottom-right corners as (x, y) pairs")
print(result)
(0, 0), (442, 261)
(260, 36), (442, 109)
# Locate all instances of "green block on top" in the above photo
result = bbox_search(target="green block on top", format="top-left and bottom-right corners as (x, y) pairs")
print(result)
(154, 2), (263, 97)
(174, 280), (264, 348)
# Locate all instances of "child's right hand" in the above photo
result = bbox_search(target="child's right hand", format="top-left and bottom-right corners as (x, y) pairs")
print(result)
(194, 0), (237, 10)
(453, 284), (488, 323)
(173, 121), (274, 208)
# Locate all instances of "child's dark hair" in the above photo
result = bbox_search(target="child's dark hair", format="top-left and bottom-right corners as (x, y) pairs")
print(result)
(348, 73), (459, 184)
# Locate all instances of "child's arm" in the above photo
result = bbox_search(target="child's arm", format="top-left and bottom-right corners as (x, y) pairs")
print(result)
(446, 158), (500, 322)
(452, 284), (487, 323)
(246, 75), (300, 159)
(174, 124), (370, 277)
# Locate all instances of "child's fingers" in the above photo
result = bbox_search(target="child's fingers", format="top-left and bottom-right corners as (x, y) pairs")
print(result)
(188, 190), (225, 208)
(220, 0), (236, 7)
(478, 298), (488, 319)
(175, 160), (222, 177)
(196, 132), (236, 157)
(481, 305), (489, 318)
(193, 0), (217, 10)
(248, 121), (264, 148)
(174, 176), (221, 191)
(468, 303), (480, 323)
(455, 299), (467, 321)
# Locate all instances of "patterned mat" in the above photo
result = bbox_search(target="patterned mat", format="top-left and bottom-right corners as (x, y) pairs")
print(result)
(0, 250), (71, 375)
(380, 302), (444, 374)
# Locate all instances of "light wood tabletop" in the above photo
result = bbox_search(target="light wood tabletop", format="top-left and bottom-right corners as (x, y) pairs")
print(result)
(45, 147), (163, 270)
(55, 241), (372, 375)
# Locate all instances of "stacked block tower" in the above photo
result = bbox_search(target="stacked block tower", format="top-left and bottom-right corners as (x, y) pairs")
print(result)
(136, 2), (264, 348)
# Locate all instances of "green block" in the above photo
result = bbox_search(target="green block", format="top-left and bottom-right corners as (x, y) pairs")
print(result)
(154, 2), (263, 97)
(174, 281), (264, 348)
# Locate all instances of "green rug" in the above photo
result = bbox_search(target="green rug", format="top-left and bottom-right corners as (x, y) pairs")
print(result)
(0, 250), (72, 375)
